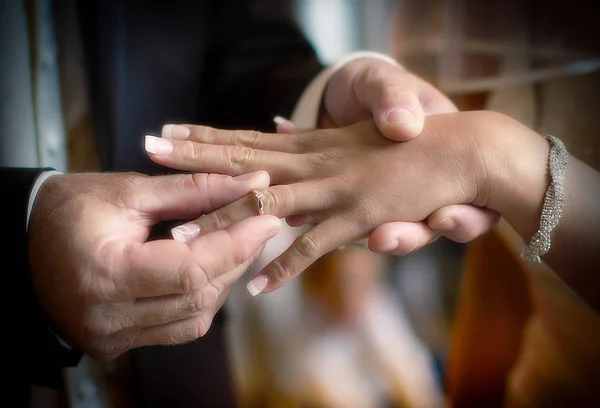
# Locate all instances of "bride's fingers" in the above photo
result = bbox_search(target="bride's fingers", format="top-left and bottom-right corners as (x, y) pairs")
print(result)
(246, 216), (364, 295)
(161, 123), (306, 154)
(145, 136), (309, 182)
(273, 116), (297, 134)
(170, 182), (334, 241)
(368, 221), (439, 256)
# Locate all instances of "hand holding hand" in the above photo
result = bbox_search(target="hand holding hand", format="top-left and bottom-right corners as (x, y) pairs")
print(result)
(28, 171), (280, 361)
(290, 56), (500, 254)
(145, 111), (511, 294)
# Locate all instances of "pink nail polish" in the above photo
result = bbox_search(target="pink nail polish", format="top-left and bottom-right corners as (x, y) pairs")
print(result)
(247, 275), (269, 296)
(145, 135), (173, 155)
(162, 124), (191, 140)
(171, 224), (201, 242)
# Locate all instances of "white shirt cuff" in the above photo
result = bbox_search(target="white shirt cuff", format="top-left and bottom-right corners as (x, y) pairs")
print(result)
(26, 170), (62, 232)
(290, 51), (402, 129)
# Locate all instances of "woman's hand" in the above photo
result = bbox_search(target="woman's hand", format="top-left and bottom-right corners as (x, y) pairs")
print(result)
(315, 56), (501, 252)
(144, 111), (507, 294)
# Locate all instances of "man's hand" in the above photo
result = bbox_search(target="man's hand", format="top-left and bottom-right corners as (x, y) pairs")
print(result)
(318, 57), (500, 254)
(28, 171), (280, 361)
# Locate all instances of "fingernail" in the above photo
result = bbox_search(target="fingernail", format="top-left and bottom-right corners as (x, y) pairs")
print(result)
(247, 275), (269, 296)
(386, 107), (415, 123)
(171, 223), (201, 242)
(233, 170), (269, 187)
(379, 239), (398, 253)
(162, 124), (190, 140)
(273, 116), (296, 134)
(273, 116), (294, 128)
(433, 217), (456, 232)
(145, 135), (173, 155)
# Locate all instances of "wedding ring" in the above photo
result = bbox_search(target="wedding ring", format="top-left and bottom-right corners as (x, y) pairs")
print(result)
(253, 190), (265, 215)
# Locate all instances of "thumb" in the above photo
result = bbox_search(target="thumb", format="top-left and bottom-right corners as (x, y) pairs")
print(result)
(350, 64), (426, 141)
(361, 83), (425, 142)
(132, 171), (270, 221)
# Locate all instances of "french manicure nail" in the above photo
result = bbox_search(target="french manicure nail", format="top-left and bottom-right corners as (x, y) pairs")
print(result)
(433, 217), (456, 232)
(145, 135), (173, 155)
(162, 124), (191, 140)
(386, 107), (415, 123)
(171, 224), (201, 242)
(273, 116), (295, 128)
(247, 275), (269, 296)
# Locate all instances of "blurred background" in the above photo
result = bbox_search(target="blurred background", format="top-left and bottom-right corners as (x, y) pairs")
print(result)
(3, 0), (599, 407)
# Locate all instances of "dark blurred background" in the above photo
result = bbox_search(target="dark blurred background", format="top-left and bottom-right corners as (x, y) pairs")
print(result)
(2, 1), (599, 407)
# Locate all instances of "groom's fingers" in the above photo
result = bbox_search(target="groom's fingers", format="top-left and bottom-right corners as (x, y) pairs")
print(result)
(428, 205), (501, 243)
(368, 221), (439, 256)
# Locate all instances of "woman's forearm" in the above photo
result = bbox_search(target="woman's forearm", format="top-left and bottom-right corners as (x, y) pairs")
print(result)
(542, 156), (600, 311)
(486, 117), (600, 311)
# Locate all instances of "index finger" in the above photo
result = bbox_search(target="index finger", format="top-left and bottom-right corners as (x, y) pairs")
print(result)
(145, 135), (308, 183)
(163, 123), (306, 153)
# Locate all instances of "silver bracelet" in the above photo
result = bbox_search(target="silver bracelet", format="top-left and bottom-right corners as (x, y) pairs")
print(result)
(521, 135), (568, 263)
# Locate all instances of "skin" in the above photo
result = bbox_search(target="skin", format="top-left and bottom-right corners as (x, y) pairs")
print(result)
(303, 57), (499, 253)
(28, 171), (280, 360)
(145, 111), (600, 312)
(25, 57), (498, 360)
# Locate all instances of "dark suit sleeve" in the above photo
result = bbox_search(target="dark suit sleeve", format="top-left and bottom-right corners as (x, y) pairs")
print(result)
(200, 0), (324, 132)
(3, 167), (82, 397)
(76, 0), (323, 174)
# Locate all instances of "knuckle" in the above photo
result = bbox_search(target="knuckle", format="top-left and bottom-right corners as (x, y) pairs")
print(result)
(268, 257), (292, 282)
(231, 241), (252, 266)
(83, 316), (116, 339)
(295, 130), (325, 152)
(179, 261), (209, 293)
(353, 200), (381, 230)
(191, 315), (211, 339)
(393, 237), (418, 255)
(307, 145), (339, 167)
(294, 234), (320, 260)
(203, 210), (229, 232)
(259, 186), (285, 216)
(184, 141), (205, 161)
(189, 173), (209, 193)
(116, 173), (146, 208)
(235, 129), (262, 148)
(188, 292), (204, 315)
(226, 145), (253, 170)
(453, 225), (478, 243)
(197, 281), (220, 309)
(202, 126), (218, 143)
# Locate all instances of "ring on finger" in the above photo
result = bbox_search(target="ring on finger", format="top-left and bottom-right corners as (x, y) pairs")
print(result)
(253, 189), (265, 215)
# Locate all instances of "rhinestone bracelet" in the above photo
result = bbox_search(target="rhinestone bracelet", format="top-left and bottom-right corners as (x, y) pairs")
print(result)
(521, 135), (568, 264)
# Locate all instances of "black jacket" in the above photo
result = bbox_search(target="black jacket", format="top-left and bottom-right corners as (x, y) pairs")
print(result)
(3, 0), (322, 406)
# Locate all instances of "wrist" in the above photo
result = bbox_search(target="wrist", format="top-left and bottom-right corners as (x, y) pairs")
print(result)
(482, 112), (553, 241)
